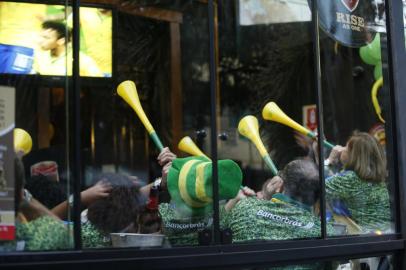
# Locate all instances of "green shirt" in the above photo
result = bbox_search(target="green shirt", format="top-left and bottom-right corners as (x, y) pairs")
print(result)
(160, 203), (228, 246)
(225, 197), (328, 270)
(81, 222), (111, 248)
(325, 170), (391, 233)
(17, 216), (71, 251)
(225, 197), (322, 242)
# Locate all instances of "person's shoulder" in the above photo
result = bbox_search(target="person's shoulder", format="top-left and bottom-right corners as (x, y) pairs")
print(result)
(29, 215), (64, 228)
(159, 202), (203, 221)
(159, 202), (172, 216)
(231, 197), (278, 215)
(82, 222), (109, 248)
(22, 216), (70, 250)
(326, 170), (357, 182)
(235, 197), (265, 208)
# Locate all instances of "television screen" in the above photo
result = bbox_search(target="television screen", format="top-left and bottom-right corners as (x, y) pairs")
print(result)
(0, 2), (112, 77)
(239, 0), (311, 25)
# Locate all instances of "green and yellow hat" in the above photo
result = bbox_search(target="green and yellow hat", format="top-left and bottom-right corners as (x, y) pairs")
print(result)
(167, 156), (242, 214)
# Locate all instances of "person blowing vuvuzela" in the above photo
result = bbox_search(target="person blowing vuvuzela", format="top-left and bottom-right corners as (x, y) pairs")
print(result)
(223, 159), (334, 270)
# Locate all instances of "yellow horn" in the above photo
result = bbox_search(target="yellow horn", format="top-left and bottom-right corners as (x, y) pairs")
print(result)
(14, 128), (32, 156)
(262, 102), (334, 149)
(117, 80), (163, 151)
(178, 136), (209, 159)
(238, 116), (278, 175)
(262, 102), (310, 136)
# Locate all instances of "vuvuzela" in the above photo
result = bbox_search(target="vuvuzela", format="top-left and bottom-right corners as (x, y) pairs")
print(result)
(262, 102), (334, 149)
(14, 128), (32, 156)
(178, 136), (209, 159)
(238, 115), (278, 175)
(117, 80), (164, 151)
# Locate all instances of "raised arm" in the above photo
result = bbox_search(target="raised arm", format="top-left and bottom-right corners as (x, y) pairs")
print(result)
(51, 180), (111, 220)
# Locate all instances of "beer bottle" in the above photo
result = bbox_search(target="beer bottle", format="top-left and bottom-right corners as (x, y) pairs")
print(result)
(138, 182), (162, 234)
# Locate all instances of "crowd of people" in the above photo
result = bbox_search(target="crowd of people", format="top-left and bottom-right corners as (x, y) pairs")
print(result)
(3, 130), (392, 259)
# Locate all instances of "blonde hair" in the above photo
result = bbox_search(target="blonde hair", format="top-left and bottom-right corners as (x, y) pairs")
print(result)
(344, 131), (387, 183)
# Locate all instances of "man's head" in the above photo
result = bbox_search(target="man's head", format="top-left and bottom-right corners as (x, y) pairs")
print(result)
(282, 159), (320, 206)
(87, 173), (142, 234)
(39, 20), (71, 51)
(260, 159), (319, 206)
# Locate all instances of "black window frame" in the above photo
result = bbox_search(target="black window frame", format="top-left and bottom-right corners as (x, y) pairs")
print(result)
(1, 0), (406, 268)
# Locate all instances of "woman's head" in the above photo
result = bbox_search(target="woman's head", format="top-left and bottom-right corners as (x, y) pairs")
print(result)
(87, 173), (143, 234)
(343, 131), (386, 183)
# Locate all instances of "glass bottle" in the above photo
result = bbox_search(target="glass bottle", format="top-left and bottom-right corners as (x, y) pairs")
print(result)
(138, 184), (162, 234)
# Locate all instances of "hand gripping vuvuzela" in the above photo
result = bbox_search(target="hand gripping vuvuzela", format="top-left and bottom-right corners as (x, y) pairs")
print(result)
(117, 80), (164, 151)
(262, 102), (334, 149)
(238, 115), (278, 176)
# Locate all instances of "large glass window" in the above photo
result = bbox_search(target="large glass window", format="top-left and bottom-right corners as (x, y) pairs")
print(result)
(0, 0), (402, 259)
(0, 0), (73, 251)
(216, 0), (397, 245)
(80, 1), (216, 249)
(318, 0), (396, 237)
(216, 0), (321, 244)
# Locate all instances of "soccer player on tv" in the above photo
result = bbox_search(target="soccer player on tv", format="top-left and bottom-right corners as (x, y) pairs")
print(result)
(0, 2), (45, 74)
(33, 20), (102, 77)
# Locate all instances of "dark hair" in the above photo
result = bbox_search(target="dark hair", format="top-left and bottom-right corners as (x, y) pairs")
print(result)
(15, 158), (26, 212)
(42, 20), (72, 42)
(87, 173), (143, 234)
(25, 175), (66, 209)
(283, 159), (320, 206)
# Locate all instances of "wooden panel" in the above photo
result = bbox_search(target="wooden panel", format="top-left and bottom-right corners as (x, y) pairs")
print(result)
(118, 5), (182, 23)
(80, 0), (183, 23)
(170, 22), (183, 155)
(80, 0), (120, 5)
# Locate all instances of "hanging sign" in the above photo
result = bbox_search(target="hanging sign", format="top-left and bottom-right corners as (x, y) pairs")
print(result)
(303, 104), (317, 133)
(312, 0), (379, 47)
(0, 86), (16, 241)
